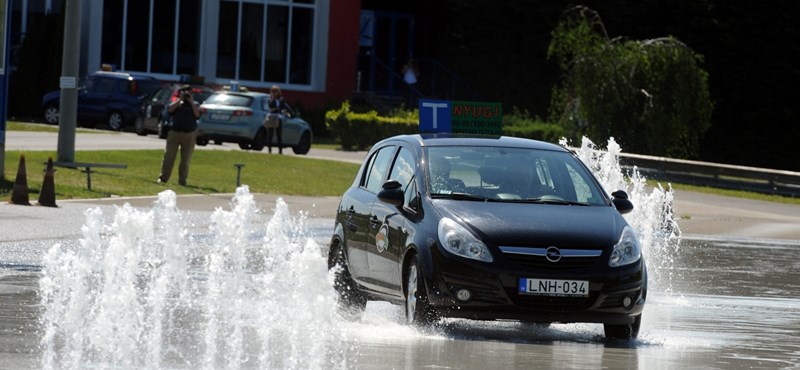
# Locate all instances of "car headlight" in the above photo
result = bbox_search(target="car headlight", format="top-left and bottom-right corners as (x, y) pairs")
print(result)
(437, 217), (493, 262)
(609, 226), (642, 267)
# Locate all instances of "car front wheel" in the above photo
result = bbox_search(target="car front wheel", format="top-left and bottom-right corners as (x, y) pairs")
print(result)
(44, 105), (60, 125)
(328, 241), (366, 320)
(405, 255), (438, 327)
(604, 314), (642, 340)
(107, 111), (124, 131)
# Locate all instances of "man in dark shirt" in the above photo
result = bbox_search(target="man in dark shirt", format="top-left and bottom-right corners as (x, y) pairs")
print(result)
(158, 87), (200, 186)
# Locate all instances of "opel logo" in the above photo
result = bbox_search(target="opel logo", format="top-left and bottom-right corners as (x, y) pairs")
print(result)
(545, 246), (562, 262)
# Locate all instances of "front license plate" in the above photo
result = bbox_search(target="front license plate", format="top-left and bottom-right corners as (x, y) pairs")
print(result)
(519, 278), (589, 297)
(210, 113), (230, 121)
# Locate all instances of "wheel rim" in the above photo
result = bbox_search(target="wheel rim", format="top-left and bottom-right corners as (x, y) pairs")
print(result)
(109, 113), (123, 130)
(45, 107), (59, 124)
(406, 264), (418, 323)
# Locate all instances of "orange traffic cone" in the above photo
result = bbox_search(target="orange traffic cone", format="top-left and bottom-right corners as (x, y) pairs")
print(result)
(10, 154), (31, 206)
(38, 157), (57, 207)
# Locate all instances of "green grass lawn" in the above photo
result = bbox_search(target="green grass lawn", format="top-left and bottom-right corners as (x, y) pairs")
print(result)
(2, 150), (360, 200)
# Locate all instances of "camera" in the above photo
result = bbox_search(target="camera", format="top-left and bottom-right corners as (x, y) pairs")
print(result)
(181, 92), (192, 103)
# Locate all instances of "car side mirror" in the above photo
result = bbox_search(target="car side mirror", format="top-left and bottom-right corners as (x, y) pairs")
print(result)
(611, 190), (634, 215)
(378, 180), (404, 207)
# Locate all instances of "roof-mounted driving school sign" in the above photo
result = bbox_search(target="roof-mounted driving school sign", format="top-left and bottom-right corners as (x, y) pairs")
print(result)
(418, 99), (503, 135)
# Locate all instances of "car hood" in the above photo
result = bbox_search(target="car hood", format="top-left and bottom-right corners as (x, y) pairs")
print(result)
(431, 200), (626, 248)
(42, 90), (61, 104)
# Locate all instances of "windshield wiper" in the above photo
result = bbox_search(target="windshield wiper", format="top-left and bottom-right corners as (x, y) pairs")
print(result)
(431, 192), (497, 202)
(518, 197), (590, 206)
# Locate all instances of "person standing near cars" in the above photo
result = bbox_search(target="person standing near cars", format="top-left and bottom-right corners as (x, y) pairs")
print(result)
(158, 87), (200, 186)
(265, 85), (285, 154)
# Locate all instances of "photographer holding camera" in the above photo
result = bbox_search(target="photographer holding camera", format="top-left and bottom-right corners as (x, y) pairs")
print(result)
(158, 86), (201, 186)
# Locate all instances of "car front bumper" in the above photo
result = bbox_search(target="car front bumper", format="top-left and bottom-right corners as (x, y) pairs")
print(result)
(424, 248), (646, 325)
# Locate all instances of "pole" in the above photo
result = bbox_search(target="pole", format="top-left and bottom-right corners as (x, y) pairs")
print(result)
(57, 0), (81, 163)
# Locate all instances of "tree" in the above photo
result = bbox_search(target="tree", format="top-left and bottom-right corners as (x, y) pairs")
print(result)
(548, 6), (712, 159)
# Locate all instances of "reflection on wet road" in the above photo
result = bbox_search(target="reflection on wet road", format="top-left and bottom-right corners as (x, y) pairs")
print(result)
(2, 236), (799, 369)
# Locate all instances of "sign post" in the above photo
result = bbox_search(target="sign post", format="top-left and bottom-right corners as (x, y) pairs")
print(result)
(0, 0), (9, 178)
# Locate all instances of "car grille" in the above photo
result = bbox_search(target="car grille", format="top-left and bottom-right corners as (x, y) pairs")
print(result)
(499, 246), (604, 269)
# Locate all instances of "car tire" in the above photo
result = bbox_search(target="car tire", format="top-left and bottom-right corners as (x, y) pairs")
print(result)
(405, 255), (438, 327)
(196, 139), (208, 146)
(292, 131), (311, 155)
(238, 143), (251, 150)
(134, 117), (146, 136)
(328, 241), (367, 320)
(44, 105), (60, 125)
(604, 314), (642, 340)
(251, 128), (267, 151)
(107, 111), (124, 131)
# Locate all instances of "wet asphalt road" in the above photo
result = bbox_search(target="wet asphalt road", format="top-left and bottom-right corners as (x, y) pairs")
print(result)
(2, 129), (800, 369)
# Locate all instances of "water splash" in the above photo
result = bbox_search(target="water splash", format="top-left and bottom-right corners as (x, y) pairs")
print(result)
(564, 137), (682, 294)
(38, 187), (346, 369)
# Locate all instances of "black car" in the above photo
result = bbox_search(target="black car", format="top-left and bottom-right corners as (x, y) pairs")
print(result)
(328, 134), (646, 340)
(136, 84), (215, 137)
(42, 71), (162, 130)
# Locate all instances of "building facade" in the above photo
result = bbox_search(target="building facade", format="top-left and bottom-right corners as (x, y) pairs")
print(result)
(9, 0), (360, 108)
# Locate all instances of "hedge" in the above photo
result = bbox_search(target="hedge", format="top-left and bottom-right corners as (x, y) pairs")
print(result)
(325, 102), (566, 150)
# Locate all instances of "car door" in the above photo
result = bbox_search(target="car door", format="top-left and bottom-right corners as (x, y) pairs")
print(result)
(367, 146), (417, 295)
(342, 145), (397, 286)
(143, 88), (169, 131)
(279, 107), (303, 145)
(82, 76), (117, 122)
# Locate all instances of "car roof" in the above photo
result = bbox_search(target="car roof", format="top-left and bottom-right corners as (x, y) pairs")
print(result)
(90, 71), (158, 80)
(209, 91), (269, 98)
(376, 133), (569, 152)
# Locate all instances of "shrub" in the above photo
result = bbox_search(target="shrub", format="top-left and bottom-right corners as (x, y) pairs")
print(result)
(325, 102), (418, 150)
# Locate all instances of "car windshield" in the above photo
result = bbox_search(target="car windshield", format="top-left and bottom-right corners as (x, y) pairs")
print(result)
(203, 93), (253, 107)
(426, 146), (608, 206)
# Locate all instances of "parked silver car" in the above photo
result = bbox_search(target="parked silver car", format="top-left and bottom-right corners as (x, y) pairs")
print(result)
(196, 91), (313, 154)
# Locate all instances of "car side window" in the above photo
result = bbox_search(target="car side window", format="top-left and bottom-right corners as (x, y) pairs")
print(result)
(404, 178), (421, 213)
(364, 146), (396, 193)
(388, 147), (416, 192)
(94, 78), (115, 94)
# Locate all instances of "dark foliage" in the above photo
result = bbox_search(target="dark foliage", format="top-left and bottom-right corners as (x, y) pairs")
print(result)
(427, 0), (800, 171)
(8, 12), (64, 120)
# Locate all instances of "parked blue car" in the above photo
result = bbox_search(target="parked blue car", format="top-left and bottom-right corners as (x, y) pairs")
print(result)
(42, 71), (162, 130)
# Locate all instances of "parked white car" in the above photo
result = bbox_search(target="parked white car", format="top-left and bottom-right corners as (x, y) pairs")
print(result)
(196, 91), (312, 154)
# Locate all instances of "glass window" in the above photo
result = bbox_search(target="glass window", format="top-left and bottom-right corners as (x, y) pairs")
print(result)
(404, 178), (419, 212)
(176, 0), (201, 75)
(101, 0), (124, 68)
(425, 146), (607, 205)
(124, 0), (149, 71)
(216, 1), (239, 78)
(93, 78), (115, 94)
(289, 7), (313, 84)
(364, 146), (396, 193)
(151, 0), (177, 74)
(239, 2), (265, 81)
(203, 93), (254, 107)
(389, 147), (416, 192)
(265, 4), (288, 82)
